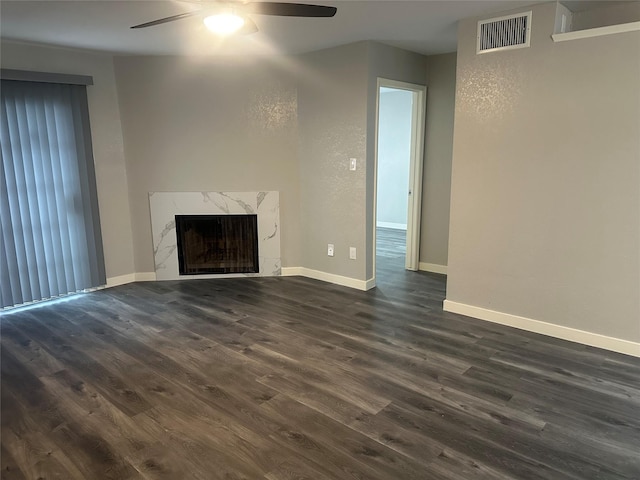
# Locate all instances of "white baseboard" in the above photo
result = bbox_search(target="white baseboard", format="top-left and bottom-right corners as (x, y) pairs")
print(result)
(106, 273), (136, 288)
(281, 267), (374, 291)
(281, 267), (304, 276)
(364, 277), (377, 290)
(110, 268), (374, 292)
(443, 300), (640, 358)
(419, 262), (448, 275)
(376, 222), (407, 230)
(105, 272), (156, 288)
(135, 272), (157, 282)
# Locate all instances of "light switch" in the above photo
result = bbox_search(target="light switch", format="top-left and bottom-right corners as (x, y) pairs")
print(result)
(349, 158), (357, 171)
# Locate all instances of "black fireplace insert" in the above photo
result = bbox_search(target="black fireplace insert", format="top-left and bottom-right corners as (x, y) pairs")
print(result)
(175, 214), (259, 275)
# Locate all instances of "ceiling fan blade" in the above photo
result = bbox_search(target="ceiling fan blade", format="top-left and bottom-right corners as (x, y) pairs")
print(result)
(131, 11), (202, 29)
(245, 2), (337, 17)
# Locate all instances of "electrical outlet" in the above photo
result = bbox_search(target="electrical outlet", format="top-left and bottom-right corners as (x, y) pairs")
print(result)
(327, 244), (335, 257)
(349, 247), (356, 260)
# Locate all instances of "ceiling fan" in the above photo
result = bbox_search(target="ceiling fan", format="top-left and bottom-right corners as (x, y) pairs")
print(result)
(131, 1), (337, 36)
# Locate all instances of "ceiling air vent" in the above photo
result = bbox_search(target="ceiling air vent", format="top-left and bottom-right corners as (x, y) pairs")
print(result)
(477, 11), (532, 54)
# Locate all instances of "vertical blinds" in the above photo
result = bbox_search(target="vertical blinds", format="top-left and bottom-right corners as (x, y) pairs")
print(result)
(1, 79), (106, 309)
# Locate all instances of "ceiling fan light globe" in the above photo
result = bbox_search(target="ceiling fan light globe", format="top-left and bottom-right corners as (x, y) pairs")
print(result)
(203, 13), (245, 35)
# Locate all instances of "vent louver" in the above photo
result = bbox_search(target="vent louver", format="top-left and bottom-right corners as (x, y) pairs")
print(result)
(477, 11), (532, 54)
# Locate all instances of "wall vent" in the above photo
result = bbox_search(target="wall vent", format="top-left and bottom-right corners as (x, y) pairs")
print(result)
(477, 11), (532, 54)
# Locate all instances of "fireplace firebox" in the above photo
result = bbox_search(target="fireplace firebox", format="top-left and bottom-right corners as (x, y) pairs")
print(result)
(175, 214), (259, 275)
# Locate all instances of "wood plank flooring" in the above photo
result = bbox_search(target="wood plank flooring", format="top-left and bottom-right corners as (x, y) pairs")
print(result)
(1, 228), (639, 479)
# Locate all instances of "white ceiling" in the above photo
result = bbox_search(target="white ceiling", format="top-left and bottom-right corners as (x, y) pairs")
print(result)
(0, 0), (606, 57)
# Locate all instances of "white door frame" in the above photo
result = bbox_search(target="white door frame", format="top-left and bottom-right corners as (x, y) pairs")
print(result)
(373, 78), (426, 274)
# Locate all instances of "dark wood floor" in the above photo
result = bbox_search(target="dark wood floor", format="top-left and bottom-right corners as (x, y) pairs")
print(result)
(2, 230), (639, 479)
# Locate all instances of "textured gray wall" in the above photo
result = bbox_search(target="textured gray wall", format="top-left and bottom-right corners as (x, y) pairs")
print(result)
(421, 52), (456, 269)
(297, 42), (369, 280)
(1, 41), (136, 281)
(447, 3), (640, 341)
(296, 42), (431, 283)
(572, 1), (640, 30)
(114, 55), (301, 273)
(114, 44), (430, 282)
(2, 40), (445, 287)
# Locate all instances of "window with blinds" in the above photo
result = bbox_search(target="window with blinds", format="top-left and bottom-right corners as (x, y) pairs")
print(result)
(1, 77), (106, 309)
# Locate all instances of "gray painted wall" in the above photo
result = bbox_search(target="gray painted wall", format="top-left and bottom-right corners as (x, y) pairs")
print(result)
(421, 52), (456, 268)
(2, 40), (452, 289)
(113, 55), (301, 273)
(112, 43), (431, 283)
(297, 42), (369, 280)
(572, 1), (640, 30)
(297, 42), (453, 282)
(377, 89), (412, 228)
(447, 3), (640, 341)
(0, 41), (136, 281)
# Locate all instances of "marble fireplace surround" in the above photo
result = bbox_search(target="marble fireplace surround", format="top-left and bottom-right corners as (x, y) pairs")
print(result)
(149, 191), (281, 281)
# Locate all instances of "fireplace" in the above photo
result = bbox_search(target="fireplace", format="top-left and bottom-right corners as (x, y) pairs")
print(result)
(149, 191), (280, 280)
(175, 214), (259, 275)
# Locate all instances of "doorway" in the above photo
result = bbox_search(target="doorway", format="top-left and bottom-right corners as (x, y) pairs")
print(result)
(373, 79), (426, 278)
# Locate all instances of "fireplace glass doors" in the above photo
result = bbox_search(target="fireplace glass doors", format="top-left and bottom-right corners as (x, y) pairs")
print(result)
(175, 215), (259, 275)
